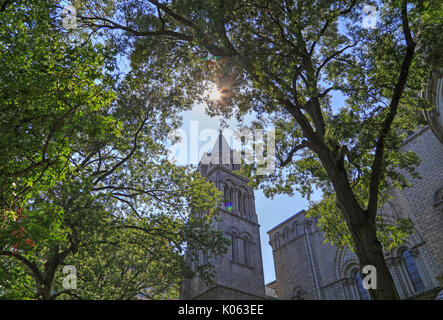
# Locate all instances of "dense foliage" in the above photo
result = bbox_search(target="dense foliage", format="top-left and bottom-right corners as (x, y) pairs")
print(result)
(0, 1), (228, 299)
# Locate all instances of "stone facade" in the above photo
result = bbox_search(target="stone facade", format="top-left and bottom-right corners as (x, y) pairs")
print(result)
(423, 69), (443, 144)
(180, 134), (266, 300)
(267, 127), (443, 300)
(264, 281), (277, 299)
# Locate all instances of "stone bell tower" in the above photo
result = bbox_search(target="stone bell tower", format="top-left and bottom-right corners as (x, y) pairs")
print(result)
(180, 133), (266, 300)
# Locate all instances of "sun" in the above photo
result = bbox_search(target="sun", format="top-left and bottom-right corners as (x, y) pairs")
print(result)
(205, 82), (221, 101)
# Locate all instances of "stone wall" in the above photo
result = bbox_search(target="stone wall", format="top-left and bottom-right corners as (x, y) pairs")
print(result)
(268, 127), (443, 300)
(193, 285), (267, 300)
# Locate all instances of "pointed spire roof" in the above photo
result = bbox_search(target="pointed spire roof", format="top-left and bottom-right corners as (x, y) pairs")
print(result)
(199, 131), (240, 168)
(210, 132), (232, 155)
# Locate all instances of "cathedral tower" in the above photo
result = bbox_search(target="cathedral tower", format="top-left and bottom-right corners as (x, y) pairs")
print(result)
(180, 133), (266, 300)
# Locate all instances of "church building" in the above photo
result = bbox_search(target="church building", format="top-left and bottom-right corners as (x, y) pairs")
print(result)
(180, 126), (442, 300)
(180, 134), (266, 299)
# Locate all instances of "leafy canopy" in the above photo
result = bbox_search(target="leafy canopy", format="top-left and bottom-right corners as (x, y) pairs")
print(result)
(0, 1), (229, 299)
(73, 0), (441, 251)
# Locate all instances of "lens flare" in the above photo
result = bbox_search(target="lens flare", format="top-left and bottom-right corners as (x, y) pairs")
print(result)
(225, 202), (233, 212)
(206, 82), (221, 100)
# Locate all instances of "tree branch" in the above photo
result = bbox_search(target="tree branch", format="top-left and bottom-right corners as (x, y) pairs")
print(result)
(0, 250), (43, 284)
(147, 0), (197, 29)
(315, 43), (357, 80)
(76, 13), (193, 41)
(309, 0), (357, 55)
(93, 113), (149, 185)
(277, 141), (310, 167)
(367, 0), (416, 221)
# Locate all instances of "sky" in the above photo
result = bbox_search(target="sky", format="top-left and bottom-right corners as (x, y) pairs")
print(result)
(172, 94), (344, 284)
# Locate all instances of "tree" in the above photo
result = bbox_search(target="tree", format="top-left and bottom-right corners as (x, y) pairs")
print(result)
(73, 0), (442, 299)
(0, 1), (229, 299)
(1, 162), (226, 299)
(0, 0), (116, 218)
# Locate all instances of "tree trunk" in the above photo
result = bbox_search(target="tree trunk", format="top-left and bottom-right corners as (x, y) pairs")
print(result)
(36, 282), (53, 300)
(338, 186), (400, 299)
(320, 149), (400, 300)
(351, 220), (400, 300)
(36, 246), (59, 300)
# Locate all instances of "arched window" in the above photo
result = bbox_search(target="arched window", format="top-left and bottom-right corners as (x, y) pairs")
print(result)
(238, 191), (243, 216)
(231, 233), (238, 262)
(354, 271), (370, 300)
(434, 188), (443, 205)
(247, 196), (254, 219)
(274, 233), (281, 249)
(292, 222), (299, 238)
(306, 221), (315, 233)
(237, 237), (249, 265)
(243, 195), (248, 217)
(402, 249), (425, 293)
(243, 238), (250, 266)
(283, 227), (292, 244)
(224, 184), (232, 211)
(231, 233), (252, 267)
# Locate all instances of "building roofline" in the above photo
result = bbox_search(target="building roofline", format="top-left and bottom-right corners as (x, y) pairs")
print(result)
(191, 284), (267, 300)
(204, 163), (250, 182)
(267, 209), (306, 234)
(401, 126), (429, 146)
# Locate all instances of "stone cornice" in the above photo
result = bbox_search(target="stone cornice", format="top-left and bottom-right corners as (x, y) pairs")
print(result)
(205, 164), (250, 183)
(218, 207), (260, 227)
